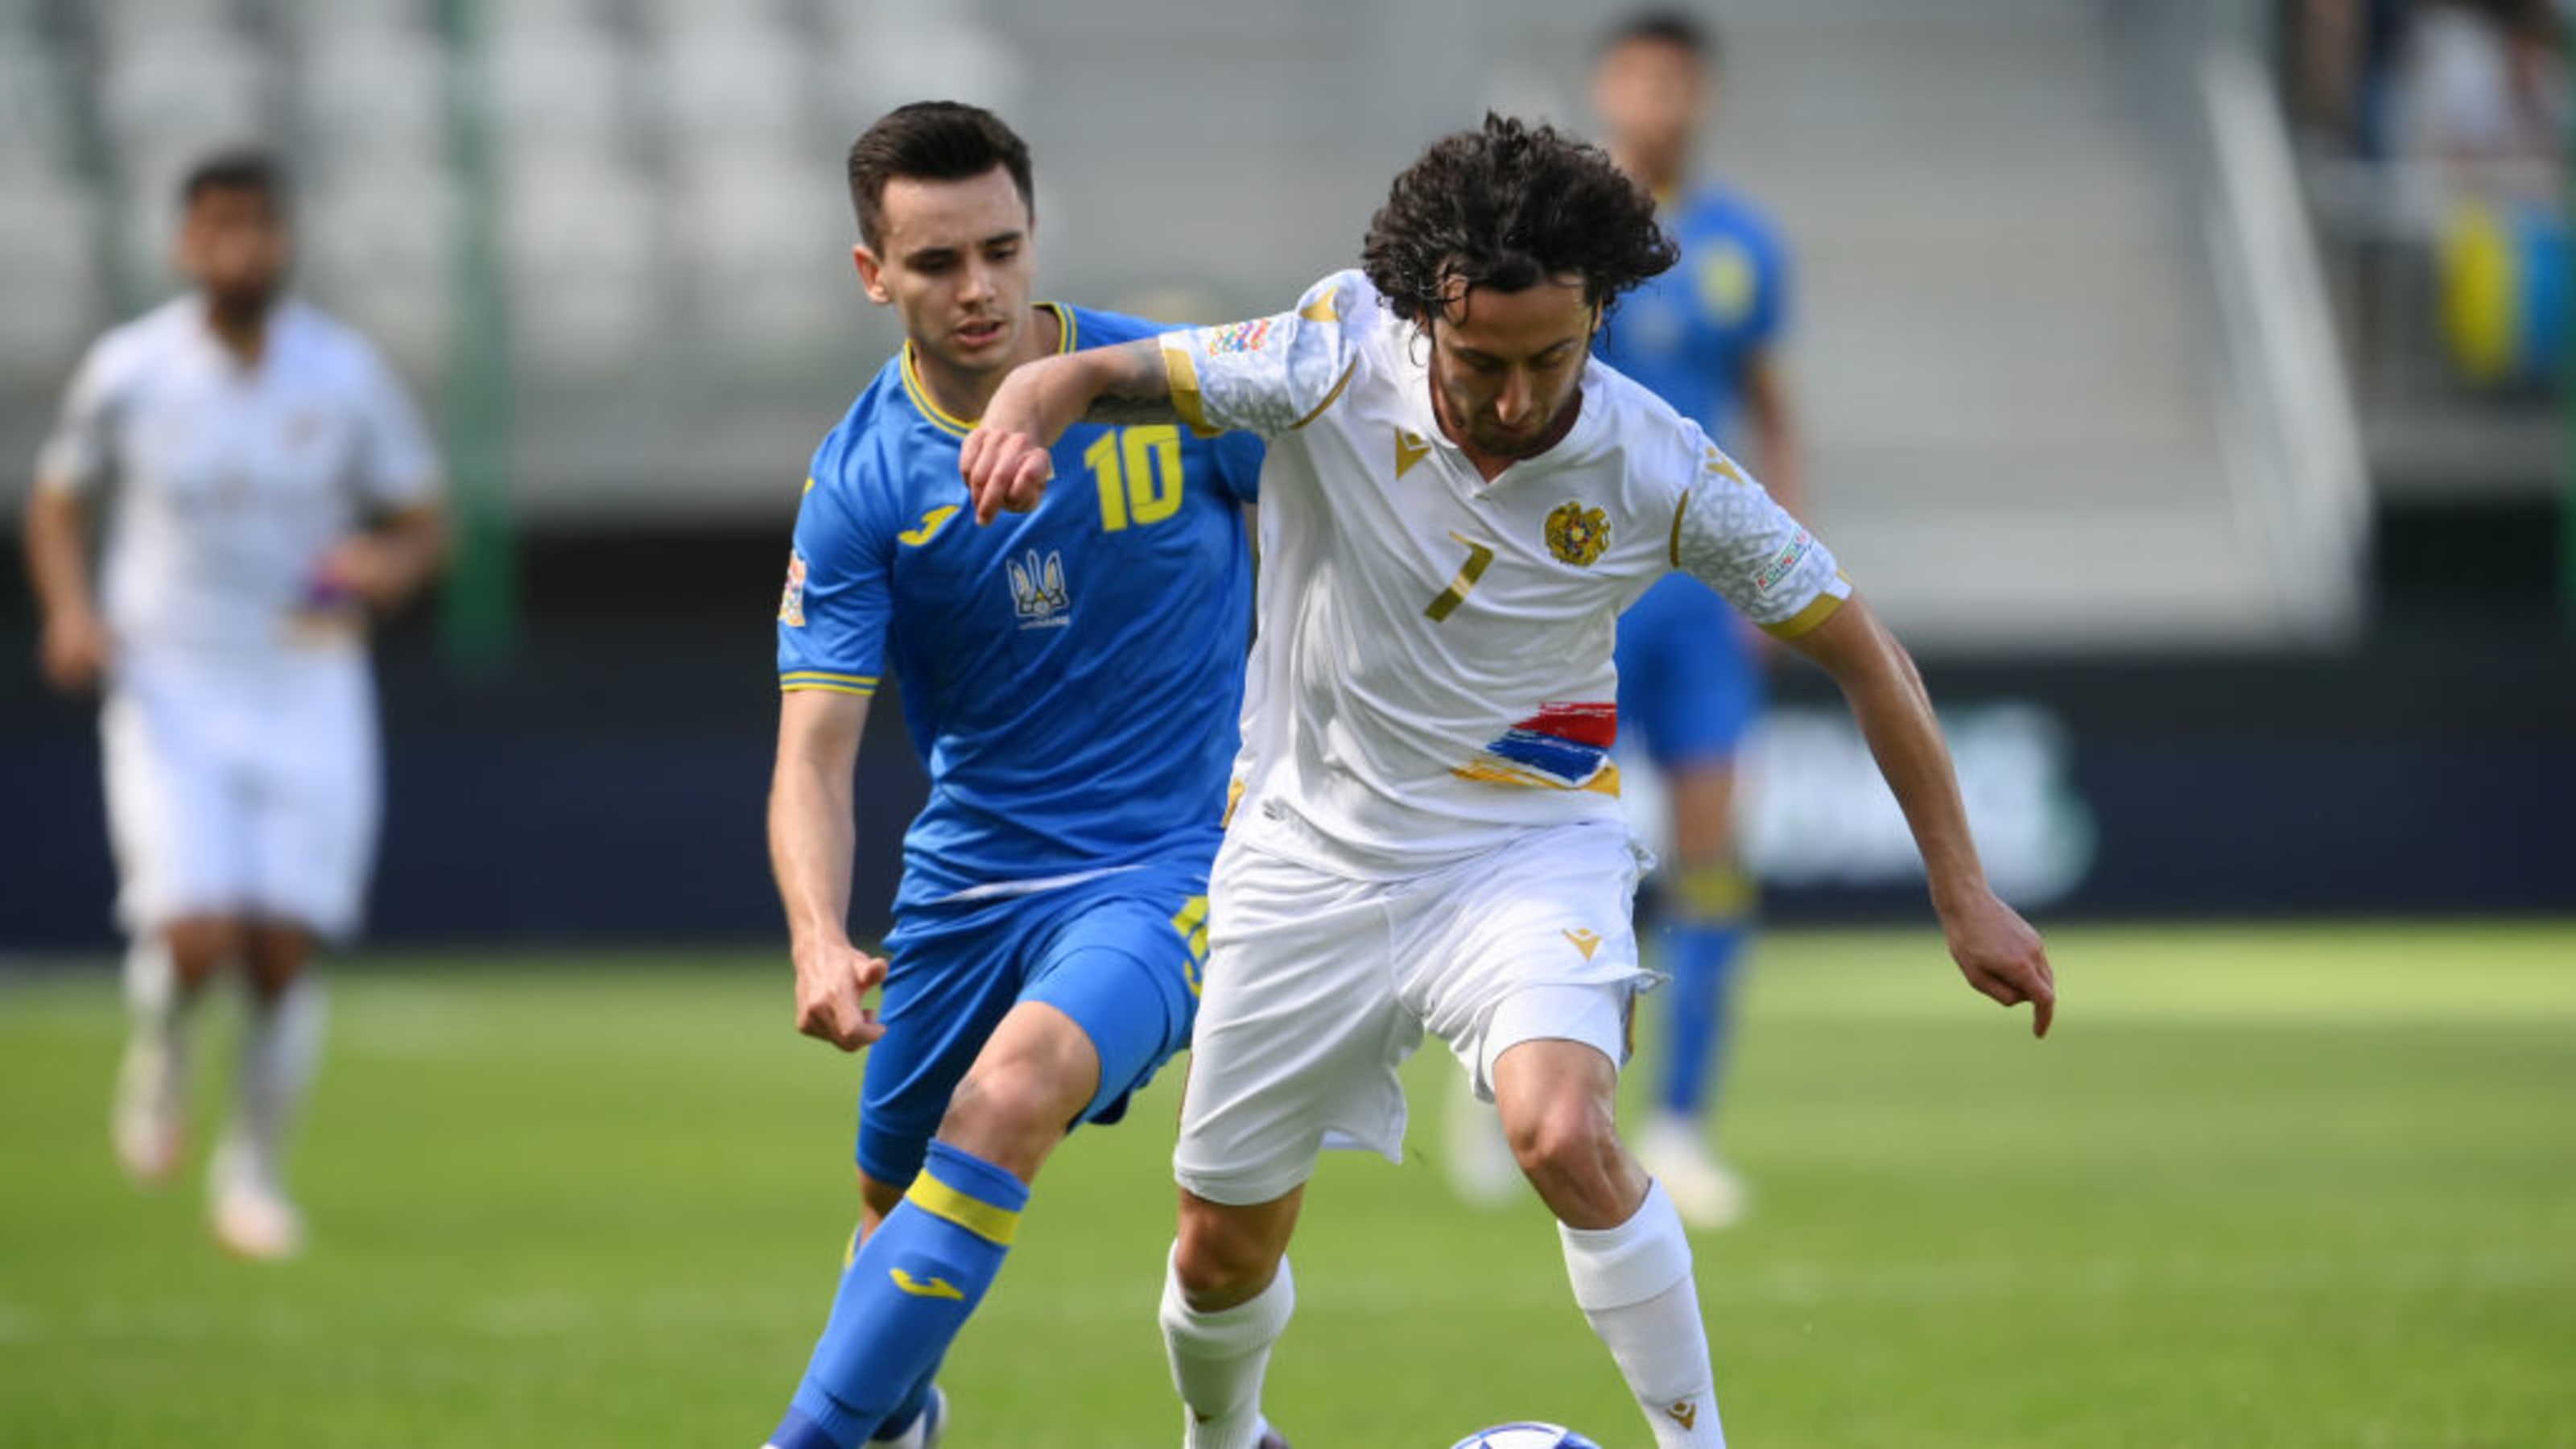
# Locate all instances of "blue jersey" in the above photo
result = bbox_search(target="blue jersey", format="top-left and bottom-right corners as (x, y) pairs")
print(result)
(1598, 184), (1790, 769)
(1594, 184), (1790, 440)
(778, 304), (1263, 916)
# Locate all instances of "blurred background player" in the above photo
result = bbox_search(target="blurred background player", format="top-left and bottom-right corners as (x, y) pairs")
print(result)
(761, 103), (1262, 1449)
(1453, 9), (1806, 1228)
(21, 151), (447, 1260)
(1592, 6), (1803, 1227)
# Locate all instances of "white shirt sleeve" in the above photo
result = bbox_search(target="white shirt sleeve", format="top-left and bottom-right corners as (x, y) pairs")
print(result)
(1670, 427), (1850, 638)
(349, 341), (442, 509)
(33, 338), (122, 497)
(1158, 270), (1367, 438)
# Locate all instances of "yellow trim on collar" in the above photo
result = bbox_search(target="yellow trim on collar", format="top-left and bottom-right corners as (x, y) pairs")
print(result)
(900, 304), (1080, 439)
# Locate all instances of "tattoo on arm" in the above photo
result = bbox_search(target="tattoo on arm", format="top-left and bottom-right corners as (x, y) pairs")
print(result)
(1077, 340), (1180, 425)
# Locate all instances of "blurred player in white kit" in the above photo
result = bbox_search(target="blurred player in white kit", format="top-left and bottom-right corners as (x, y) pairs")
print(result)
(21, 150), (446, 1260)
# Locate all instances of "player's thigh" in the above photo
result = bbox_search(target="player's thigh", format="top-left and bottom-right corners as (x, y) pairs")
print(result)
(1016, 867), (1208, 1127)
(101, 662), (251, 933)
(857, 910), (1025, 1187)
(1403, 822), (1653, 1100)
(1615, 574), (1761, 770)
(1174, 843), (1416, 1208)
(245, 655), (381, 942)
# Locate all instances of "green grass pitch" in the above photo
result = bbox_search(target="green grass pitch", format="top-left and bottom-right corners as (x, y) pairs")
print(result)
(3, 924), (2571, 1447)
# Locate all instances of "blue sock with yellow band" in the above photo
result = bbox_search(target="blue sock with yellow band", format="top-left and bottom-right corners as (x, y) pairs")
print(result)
(770, 1141), (1030, 1449)
(1655, 863), (1755, 1121)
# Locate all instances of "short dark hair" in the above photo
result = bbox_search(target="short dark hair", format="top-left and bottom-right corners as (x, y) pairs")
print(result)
(1600, 9), (1719, 67)
(1362, 114), (1678, 328)
(180, 149), (287, 210)
(845, 101), (1035, 251)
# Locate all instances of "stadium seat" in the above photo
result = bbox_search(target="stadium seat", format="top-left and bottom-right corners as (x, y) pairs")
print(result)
(295, 30), (447, 162)
(648, 26), (807, 146)
(669, 151), (850, 361)
(302, 175), (455, 375)
(502, 143), (658, 376)
(489, 23), (625, 144)
(0, 177), (101, 381)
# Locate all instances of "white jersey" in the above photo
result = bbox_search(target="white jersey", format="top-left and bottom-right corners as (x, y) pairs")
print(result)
(34, 295), (440, 658)
(1162, 269), (1849, 877)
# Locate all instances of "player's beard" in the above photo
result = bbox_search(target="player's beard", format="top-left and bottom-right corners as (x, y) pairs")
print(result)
(1442, 381), (1583, 463)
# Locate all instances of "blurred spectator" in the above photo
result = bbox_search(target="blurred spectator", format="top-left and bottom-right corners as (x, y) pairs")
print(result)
(2392, 1), (2570, 383)
(2397, 0), (2567, 189)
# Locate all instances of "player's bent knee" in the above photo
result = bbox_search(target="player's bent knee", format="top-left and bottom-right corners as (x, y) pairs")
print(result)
(163, 917), (242, 983)
(243, 923), (316, 999)
(1172, 1203), (1287, 1307)
(935, 1065), (1088, 1174)
(1507, 1091), (1620, 1188)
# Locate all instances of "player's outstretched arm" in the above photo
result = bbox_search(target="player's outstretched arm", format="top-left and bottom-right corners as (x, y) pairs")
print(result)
(961, 339), (1177, 523)
(22, 486), (111, 693)
(1788, 596), (2058, 1037)
(770, 689), (890, 1051)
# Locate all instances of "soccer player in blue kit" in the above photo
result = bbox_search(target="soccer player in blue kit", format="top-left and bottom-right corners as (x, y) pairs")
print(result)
(1592, 10), (1804, 1227)
(760, 103), (1262, 1449)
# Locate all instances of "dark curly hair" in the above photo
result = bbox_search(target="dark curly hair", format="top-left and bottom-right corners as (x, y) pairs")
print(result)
(1362, 114), (1677, 328)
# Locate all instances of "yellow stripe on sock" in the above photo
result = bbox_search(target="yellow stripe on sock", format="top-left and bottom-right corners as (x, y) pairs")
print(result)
(906, 1172), (1021, 1247)
(1674, 863), (1758, 923)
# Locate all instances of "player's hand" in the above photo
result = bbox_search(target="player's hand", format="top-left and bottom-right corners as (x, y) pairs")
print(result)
(312, 535), (405, 610)
(960, 423), (1055, 525)
(37, 607), (114, 694)
(792, 938), (890, 1052)
(1938, 886), (2056, 1038)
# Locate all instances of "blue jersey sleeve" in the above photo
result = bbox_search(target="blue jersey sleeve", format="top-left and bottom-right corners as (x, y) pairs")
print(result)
(777, 461), (891, 698)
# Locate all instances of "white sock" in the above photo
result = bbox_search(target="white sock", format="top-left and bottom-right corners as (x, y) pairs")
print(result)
(123, 935), (188, 1044)
(1559, 1180), (1726, 1447)
(1161, 1249), (1293, 1449)
(114, 936), (193, 1157)
(232, 974), (326, 1183)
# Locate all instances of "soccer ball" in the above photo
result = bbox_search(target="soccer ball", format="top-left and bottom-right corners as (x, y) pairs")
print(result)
(1447, 1426), (1603, 1449)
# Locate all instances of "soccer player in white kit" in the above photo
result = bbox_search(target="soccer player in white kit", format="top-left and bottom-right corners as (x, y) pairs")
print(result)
(961, 117), (2056, 1448)
(21, 151), (446, 1259)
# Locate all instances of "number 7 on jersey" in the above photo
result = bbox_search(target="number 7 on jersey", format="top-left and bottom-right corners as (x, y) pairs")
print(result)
(1425, 532), (1494, 621)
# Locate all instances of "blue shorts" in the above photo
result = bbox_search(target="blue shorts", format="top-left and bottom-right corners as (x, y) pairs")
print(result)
(856, 858), (1208, 1187)
(1616, 574), (1764, 768)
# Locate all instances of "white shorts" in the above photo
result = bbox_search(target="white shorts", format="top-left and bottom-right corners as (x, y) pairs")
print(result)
(101, 646), (381, 941)
(1174, 818), (1654, 1206)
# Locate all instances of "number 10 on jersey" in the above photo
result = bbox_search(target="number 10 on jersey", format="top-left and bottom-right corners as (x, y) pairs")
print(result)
(1087, 426), (1184, 531)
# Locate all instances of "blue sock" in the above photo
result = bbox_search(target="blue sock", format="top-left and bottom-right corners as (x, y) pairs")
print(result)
(1654, 864), (1753, 1121)
(873, 1362), (941, 1442)
(769, 1141), (1029, 1449)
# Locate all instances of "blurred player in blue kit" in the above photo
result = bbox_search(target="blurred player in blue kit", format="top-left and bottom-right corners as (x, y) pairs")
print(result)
(1443, 10), (1798, 1229)
(758, 103), (1264, 1449)
(1576, 10), (1809, 1227)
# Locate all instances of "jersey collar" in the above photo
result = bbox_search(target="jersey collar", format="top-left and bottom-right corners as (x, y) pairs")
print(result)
(901, 303), (1078, 440)
(1393, 328), (1612, 486)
